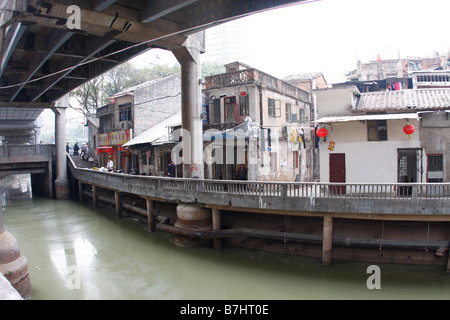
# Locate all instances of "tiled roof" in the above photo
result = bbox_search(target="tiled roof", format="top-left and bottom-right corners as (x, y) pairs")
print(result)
(354, 88), (450, 112)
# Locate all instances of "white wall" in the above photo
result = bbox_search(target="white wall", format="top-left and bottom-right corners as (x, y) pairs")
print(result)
(319, 118), (424, 183)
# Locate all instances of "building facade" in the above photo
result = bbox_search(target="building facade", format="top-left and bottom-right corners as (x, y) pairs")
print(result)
(315, 86), (450, 187)
(203, 62), (314, 181)
(96, 75), (181, 172)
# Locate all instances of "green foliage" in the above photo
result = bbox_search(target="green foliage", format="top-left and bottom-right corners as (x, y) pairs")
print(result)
(70, 59), (225, 115)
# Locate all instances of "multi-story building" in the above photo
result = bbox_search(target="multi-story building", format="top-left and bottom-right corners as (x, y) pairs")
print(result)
(96, 74), (181, 171)
(203, 62), (314, 181)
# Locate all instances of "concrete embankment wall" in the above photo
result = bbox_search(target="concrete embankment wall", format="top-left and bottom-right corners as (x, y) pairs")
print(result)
(66, 160), (450, 270)
(0, 270), (22, 300)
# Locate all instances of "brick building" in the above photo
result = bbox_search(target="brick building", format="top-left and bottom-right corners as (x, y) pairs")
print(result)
(96, 74), (181, 172)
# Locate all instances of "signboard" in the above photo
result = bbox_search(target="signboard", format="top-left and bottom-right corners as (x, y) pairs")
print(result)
(99, 129), (131, 146)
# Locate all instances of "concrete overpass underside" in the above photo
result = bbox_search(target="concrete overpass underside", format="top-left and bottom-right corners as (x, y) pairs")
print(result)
(0, 0), (308, 191)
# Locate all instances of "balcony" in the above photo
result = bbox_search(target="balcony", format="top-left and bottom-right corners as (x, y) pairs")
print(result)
(205, 68), (311, 103)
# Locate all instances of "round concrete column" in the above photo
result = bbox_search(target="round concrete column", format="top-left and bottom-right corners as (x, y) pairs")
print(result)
(173, 33), (205, 179)
(0, 210), (31, 298)
(174, 203), (212, 247)
(53, 96), (70, 200)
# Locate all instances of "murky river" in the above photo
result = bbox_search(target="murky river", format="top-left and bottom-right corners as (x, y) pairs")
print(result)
(2, 194), (450, 300)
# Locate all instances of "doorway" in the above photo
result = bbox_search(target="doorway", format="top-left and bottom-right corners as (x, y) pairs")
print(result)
(397, 148), (422, 195)
(329, 153), (346, 195)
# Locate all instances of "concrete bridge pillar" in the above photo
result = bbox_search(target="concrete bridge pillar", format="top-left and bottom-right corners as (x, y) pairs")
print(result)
(173, 32), (205, 179)
(53, 94), (70, 200)
(174, 203), (212, 247)
(0, 209), (31, 298)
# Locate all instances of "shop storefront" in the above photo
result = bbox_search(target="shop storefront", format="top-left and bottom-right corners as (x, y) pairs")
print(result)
(98, 129), (132, 172)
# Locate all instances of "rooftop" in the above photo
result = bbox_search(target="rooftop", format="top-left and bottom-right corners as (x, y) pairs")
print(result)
(354, 88), (450, 112)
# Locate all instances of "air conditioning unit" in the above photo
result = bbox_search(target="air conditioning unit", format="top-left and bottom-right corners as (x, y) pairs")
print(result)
(119, 121), (132, 130)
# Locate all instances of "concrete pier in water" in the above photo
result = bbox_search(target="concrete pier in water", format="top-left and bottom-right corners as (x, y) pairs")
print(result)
(0, 209), (31, 299)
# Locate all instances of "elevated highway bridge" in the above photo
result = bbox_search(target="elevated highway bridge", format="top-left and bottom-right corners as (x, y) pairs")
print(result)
(0, 0), (309, 198)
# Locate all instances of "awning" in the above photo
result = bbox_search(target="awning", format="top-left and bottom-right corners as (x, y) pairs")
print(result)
(97, 146), (113, 154)
(123, 112), (181, 148)
(314, 113), (418, 124)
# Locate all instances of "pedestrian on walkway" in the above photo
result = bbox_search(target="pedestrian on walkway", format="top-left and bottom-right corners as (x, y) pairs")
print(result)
(73, 142), (79, 156)
(166, 161), (176, 177)
(236, 164), (248, 180)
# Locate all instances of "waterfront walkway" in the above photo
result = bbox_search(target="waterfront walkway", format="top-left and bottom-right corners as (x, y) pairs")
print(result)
(68, 155), (450, 219)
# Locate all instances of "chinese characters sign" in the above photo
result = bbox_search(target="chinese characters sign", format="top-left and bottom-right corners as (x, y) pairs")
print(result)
(99, 130), (130, 146)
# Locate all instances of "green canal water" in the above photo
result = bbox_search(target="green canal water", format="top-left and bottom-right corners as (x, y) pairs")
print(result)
(2, 196), (450, 300)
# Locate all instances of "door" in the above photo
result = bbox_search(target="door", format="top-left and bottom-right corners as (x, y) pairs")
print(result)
(330, 153), (346, 195)
(224, 96), (236, 123)
(397, 148), (422, 195)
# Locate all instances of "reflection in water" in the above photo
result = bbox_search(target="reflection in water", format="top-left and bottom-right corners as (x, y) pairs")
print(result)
(2, 196), (450, 300)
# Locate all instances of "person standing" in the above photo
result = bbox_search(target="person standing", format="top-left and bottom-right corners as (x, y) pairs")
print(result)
(107, 157), (114, 171)
(73, 142), (79, 156)
(80, 143), (87, 160)
(166, 161), (176, 177)
(236, 164), (248, 180)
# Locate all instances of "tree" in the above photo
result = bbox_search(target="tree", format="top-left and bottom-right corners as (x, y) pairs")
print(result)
(70, 59), (225, 115)
(70, 75), (106, 116)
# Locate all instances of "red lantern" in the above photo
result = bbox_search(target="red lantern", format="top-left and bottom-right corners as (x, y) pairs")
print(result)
(403, 124), (415, 136)
(316, 127), (328, 138)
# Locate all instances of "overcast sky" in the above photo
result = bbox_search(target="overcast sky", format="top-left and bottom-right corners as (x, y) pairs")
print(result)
(136, 0), (449, 84)
(242, 0), (449, 83)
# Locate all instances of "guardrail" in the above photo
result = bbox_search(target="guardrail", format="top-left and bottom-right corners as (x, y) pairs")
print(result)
(0, 144), (55, 159)
(159, 178), (450, 200)
(69, 156), (450, 217)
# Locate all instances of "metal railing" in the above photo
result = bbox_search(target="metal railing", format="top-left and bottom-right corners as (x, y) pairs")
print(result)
(158, 177), (450, 200)
(70, 159), (450, 215)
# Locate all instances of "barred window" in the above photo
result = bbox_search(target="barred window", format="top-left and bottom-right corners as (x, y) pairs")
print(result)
(239, 94), (249, 116)
(367, 120), (387, 141)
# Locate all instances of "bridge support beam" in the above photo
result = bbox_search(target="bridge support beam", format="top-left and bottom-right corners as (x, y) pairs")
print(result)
(212, 208), (222, 250)
(322, 215), (333, 266)
(146, 198), (155, 232)
(114, 191), (123, 218)
(53, 95), (70, 200)
(173, 32), (205, 179)
(0, 209), (31, 298)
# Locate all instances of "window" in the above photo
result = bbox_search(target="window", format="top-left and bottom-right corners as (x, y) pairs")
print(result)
(367, 120), (387, 141)
(286, 103), (291, 122)
(268, 98), (281, 118)
(100, 117), (113, 133)
(299, 108), (308, 123)
(224, 96), (236, 123)
(119, 103), (132, 121)
(239, 94), (249, 116)
(427, 154), (443, 182)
